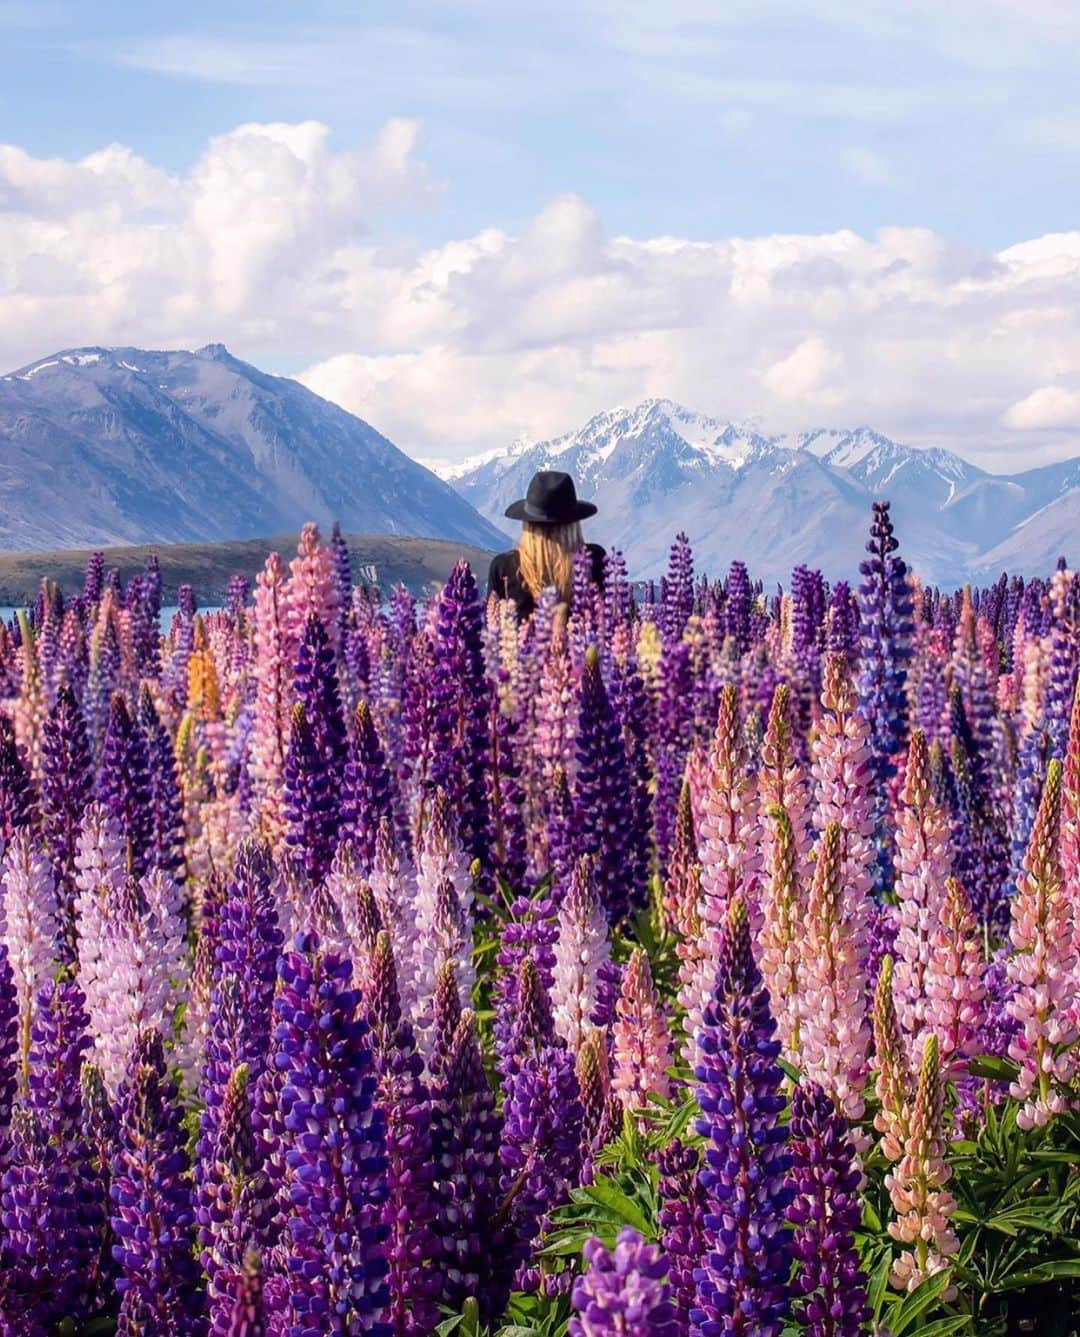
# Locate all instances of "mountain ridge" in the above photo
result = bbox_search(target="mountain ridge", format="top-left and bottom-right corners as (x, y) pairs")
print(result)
(0, 344), (505, 553)
(443, 399), (1075, 584)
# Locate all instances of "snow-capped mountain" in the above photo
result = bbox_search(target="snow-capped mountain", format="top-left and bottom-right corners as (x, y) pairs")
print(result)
(0, 345), (505, 552)
(445, 399), (1075, 584)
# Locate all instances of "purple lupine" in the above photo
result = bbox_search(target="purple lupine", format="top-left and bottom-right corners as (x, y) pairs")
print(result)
(654, 637), (694, 869)
(200, 1063), (275, 1327)
(110, 1029), (202, 1331)
(82, 551), (105, 605)
(497, 1035), (584, 1291)
(856, 501), (915, 892)
(574, 646), (636, 922)
(570, 1228), (679, 1337)
(283, 702), (340, 883)
(787, 1082), (870, 1336)
(137, 684), (187, 880)
(341, 700), (396, 872)
(545, 765), (577, 892)
(96, 693), (153, 877)
(724, 560), (752, 656)
(331, 520), (354, 648)
(12, 978), (104, 1327)
(488, 690), (529, 892)
(493, 881), (558, 1081)
(38, 684), (93, 956)
(429, 1007), (503, 1316)
(825, 581), (858, 662)
(366, 932), (441, 1336)
(294, 612), (349, 775)
(81, 1061), (117, 1312)
(692, 899), (793, 1337)
(425, 561), (491, 869)
(0, 713), (34, 842)
(272, 932), (390, 1334)
(610, 655), (654, 905)
(661, 533), (695, 644)
(0, 946), (18, 1170)
(657, 1139), (707, 1335)
(214, 1249), (268, 1337)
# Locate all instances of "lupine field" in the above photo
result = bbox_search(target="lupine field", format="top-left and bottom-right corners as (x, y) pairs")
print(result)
(0, 501), (1078, 1335)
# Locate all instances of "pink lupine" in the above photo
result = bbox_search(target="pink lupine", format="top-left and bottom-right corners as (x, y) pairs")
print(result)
(551, 855), (611, 1055)
(758, 684), (813, 870)
(812, 652), (876, 907)
(872, 955), (910, 1164)
(1006, 759), (1078, 1128)
(757, 803), (803, 1063)
(285, 521), (341, 653)
(697, 682), (761, 928)
(892, 729), (952, 1050)
(249, 552), (291, 840)
(1059, 679), (1080, 1010)
(798, 822), (871, 1122)
(0, 828), (59, 1070)
(611, 948), (672, 1121)
(887, 1034), (958, 1292)
(924, 877), (986, 1071)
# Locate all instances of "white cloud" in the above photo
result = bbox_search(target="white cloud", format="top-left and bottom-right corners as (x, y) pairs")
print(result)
(4, 121), (1080, 470)
(1004, 385), (1080, 430)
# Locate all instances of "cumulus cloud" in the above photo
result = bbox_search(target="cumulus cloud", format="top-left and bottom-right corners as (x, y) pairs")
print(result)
(1004, 385), (1080, 430)
(3, 121), (1080, 469)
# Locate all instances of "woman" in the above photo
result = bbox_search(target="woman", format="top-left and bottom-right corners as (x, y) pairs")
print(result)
(487, 470), (605, 620)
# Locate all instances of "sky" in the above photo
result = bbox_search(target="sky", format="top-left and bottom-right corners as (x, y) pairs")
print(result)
(2, 0), (1080, 468)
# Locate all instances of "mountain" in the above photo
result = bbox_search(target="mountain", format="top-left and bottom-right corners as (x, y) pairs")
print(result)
(0, 345), (504, 552)
(445, 399), (1077, 584)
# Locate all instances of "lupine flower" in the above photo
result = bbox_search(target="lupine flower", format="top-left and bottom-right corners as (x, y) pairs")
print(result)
(111, 1029), (202, 1330)
(692, 899), (793, 1337)
(787, 1082), (871, 1336)
(892, 728), (952, 1050)
(574, 645), (636, 921)
(0, 829), (59, 1071)
(570, 1228), (679, 1337)
(886, 1034), (958, 1292)
(924, 877), (986, 1070)
(812, 653), (876, 908)
(0, 712), (35, 841)
(38, 684), (93, 954)
(272, 932), (390, 1334)
(551, 855), (611, 1054)
(872, 956), (911, 1164)
(137, 684), (187, 879)
(96, 693), (153, 877)
(341, 700), (395, 872)
(799, 822), (871, 1122)
(1006, 759), (1079, 1127)
(611, 947), (672, 1121)
(657, 1139), (706, 1335)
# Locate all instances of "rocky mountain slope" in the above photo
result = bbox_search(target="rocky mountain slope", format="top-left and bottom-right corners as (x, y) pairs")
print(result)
(0, 345), (504, 552)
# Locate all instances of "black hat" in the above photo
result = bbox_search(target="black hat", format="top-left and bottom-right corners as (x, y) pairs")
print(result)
(505, 470), (597, 524)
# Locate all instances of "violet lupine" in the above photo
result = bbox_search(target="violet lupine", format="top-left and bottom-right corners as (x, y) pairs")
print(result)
(110, 1029), (203, 1331)
(724, 559), (752, 656)
(787, 1083), (870, 1337)
(886, 1034), (958, 1292)
(576, 1030), (618, 1175)
(892, 728), (952, 1051)
(570, 1228), (679, 1337)
(425, 560), (491, 868)
(365, 932), (441, 1337)
(661, 533), (695, 645)
(0, 945), (16, 1167)
(283, 701), (340, 883)
(213, 1249), (268, 1337)
(857, 500), (914, 892)
(497, 1032), (584, 1290)
(493, 879), (558, 1081)
(272, 932), (390, 1334)
(657, 1139), (707, 1336)
(653, 636), (694, 870)
(551, 855), (611, 1054)
(692, 899), (793, 1337)
(341, 700), (395, 872)
(1006, 758), (1079, 1128)
(0, 712), (34, 842)
(137, 684), (187, 880)
(0, 829), (59, 1071)
(574, 645), (636, 922)
(798, 822), (871, 1123)
(96, 693), (153, 877)
(429, 1007), (503, 1316)
(1, 979), (102, 1330)
(611, 947), (672, 1122)
(38, 684), (93, 954)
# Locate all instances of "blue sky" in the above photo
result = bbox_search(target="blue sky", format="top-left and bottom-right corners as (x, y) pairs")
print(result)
(4, 0), (1079, 249)
(2, 1), (1080, 465)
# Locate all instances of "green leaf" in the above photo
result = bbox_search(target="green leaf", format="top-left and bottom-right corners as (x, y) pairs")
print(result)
(883, 1268), (955, 1335)
(965, 1054), (1019, 1082)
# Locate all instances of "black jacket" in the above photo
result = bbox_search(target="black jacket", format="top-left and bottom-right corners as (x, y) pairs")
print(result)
(487, 543), (606, 620)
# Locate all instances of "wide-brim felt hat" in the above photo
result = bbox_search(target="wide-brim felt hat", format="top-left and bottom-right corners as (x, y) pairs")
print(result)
(505, 470), (598, 524)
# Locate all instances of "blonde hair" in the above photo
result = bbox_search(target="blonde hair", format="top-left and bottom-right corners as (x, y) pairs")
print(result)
(517, 520), (583, 603)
